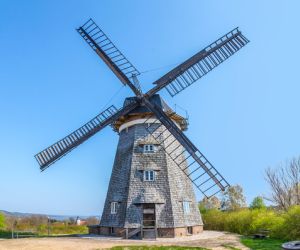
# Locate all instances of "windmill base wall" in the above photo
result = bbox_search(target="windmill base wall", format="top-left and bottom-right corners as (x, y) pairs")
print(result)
(88, 225), (203, 238)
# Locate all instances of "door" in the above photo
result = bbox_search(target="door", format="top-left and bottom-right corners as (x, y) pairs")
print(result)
(142, 203), (156, 239)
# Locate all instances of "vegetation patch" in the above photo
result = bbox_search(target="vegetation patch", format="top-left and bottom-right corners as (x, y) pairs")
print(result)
(110, 246), (209, 250)
(202, 205), (300, 240)
(0, 214), (95, 238)
(241, 237), (285, 250)
(0, 230), (13, 239)
(0, 230), (37, 239)
(221, 244), (241, 250)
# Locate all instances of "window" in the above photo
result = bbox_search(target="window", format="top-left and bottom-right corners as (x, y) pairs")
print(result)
(144, 170), (155, 181)
(144, 144), (155, 153)
(187, 226), (193, 235)
(183, 201), (190, 214)
(111, 202), (117, 214)
(110, 227), (115, 234)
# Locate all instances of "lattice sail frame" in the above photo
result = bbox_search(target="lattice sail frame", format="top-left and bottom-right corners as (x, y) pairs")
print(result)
(35, 106), (118, 171)
(143, 116), (229, 198)
(77, 18), (140, 83)
(150, 27), (249, 97)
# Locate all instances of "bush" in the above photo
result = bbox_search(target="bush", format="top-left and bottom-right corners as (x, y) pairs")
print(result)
(37, 222), (88, 235)
(0, 213), (5, 230)
(202, 206), (300, 240)
(49, 222), (87, 235)
(280, 205), (300, 240)
(249, 209), (285, 239)
(224, 209), (253, 235)
(202, 209), (226, 231)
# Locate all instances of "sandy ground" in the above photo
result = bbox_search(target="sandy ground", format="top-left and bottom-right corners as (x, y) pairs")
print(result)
(0, 231), (249, 250)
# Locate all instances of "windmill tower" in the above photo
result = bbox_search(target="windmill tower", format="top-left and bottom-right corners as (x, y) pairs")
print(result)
(35, 18), (249, 239)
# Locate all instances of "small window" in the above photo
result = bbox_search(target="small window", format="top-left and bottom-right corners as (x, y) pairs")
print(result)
(144, 144), (155, 153)
(144, 170), (155, 181)
(187, 226), (193, 235)
(111, 202), (117, 214)
(183, 201), (190, 214)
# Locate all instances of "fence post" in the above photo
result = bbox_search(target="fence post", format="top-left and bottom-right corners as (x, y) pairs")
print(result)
(11, 220), (17, 239)
(47, 216), (51, 236)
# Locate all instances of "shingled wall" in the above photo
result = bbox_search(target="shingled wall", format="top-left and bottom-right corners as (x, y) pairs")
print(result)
(99, 121), (203, 236)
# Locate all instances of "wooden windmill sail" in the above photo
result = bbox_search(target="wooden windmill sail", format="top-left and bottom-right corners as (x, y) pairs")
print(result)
(35, 18), (249, 238)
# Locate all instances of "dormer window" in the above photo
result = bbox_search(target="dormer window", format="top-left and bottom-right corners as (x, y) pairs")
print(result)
(144, 144), (155, 153)
(144, 170), (155, 181)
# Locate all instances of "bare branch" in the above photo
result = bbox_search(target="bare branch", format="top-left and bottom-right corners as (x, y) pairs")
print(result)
(264, 156), (300, 210)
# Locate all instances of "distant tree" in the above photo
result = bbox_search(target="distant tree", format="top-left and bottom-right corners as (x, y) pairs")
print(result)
(68, 217), (75, 225)
(221, 185), (246, 211)
(0, 213), (5, 230)
(85, 217), (100, 225)
(4, 215), (15, 230)
(199, 196), (221, 213)
(249, 196), (266, 209)
(265, 156), (300, 210)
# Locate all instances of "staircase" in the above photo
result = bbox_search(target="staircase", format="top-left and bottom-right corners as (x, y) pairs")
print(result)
(125, 227), (142, 239)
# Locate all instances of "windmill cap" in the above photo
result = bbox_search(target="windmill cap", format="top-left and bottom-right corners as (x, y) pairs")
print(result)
(112, 94), (188, 132)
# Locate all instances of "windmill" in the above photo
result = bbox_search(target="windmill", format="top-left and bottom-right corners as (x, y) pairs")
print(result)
(35, 18), (249, 239)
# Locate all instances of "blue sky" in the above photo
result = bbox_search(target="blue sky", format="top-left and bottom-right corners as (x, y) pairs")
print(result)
(1, 0), (300, 216)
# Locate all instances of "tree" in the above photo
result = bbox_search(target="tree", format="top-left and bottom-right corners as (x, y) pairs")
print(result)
(85, 216), (100, 225)
(0, 213), (5, 230)
(199, 196), (221, 213)
(250, 196), (266, 209)
(221, 184), (246, 211)
(68, 217), (75, 225)
(265, 156), (300, 210)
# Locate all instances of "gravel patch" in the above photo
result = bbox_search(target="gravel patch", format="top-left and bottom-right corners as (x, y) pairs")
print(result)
(0, 231), (249, 250)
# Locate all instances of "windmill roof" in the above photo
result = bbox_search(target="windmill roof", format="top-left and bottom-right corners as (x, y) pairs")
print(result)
(123, 94), (173, 114)
(113, 94), (188, 131)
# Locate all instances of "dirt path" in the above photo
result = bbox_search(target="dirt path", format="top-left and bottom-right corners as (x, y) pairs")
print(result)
(0, 231), (248, 250)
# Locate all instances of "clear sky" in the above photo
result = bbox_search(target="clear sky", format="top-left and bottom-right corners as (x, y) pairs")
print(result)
(1, 0), (300, 216)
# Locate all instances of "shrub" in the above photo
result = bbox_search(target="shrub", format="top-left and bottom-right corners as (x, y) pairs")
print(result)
(279, 206), (300, 240)
(0, 213), (5, 230)
(48, 223), (87, 235)
(202, 206), (300, 240)
(202, 209), (226, 231)
(223, 209), (253, 235)
(249, 209), (284, 239)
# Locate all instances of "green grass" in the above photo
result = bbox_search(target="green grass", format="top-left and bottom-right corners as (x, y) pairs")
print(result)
(221, 244), (241, 250)
(0, 230), (85, 239)
(241, 237), (285, 250)
(0, 230), (37, 239)
(110, 246), (209, 250)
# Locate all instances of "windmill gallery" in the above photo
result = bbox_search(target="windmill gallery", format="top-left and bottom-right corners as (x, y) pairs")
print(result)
(35, 19), (249, 239)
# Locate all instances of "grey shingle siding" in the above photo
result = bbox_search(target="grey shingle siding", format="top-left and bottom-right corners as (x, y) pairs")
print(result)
(100, 121), (203, 229)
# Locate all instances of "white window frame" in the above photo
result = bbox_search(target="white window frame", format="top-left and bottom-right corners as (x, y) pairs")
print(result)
(144, 170), (155, 181)
(183, 201), (190, 214)
(143, 144), (155, 153)
(111, 202), (117, 214)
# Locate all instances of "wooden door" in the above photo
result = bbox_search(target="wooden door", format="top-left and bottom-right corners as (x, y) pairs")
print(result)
(142, 203), (156, 239)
